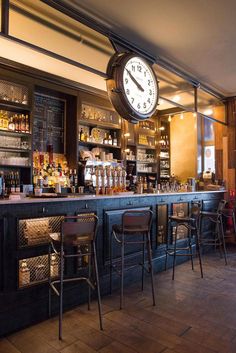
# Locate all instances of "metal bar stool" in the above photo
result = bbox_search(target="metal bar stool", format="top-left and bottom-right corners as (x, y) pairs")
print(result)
(110, 209), (155, 309)
(200, 199), (228, 263)
(199, 199), (228, 264)
(165, 202), (203, 280)
(48, 214), (103, 340)
(221, 205), (236, 241)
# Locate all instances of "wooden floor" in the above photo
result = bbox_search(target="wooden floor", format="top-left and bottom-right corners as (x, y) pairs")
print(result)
(2, 252), (236, 353)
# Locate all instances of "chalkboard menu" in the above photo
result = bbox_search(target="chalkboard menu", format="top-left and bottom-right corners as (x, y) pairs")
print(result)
(33, 93), (65, 153)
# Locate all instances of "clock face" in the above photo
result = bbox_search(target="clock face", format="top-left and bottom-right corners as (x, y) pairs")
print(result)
(122, 56), (158, 116)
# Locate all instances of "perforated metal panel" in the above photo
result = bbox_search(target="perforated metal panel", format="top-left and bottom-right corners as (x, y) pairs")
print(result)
(0, 80), (29, 105)
(18, 216), (64, 247)
(18, 254), (59, 288)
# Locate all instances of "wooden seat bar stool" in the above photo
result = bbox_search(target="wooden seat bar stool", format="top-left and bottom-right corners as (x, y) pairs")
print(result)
(110, 209), (155, 309)
(48, 214), (103, 340)
(165, 202), (203, 280)
(199, 199), (228, 265)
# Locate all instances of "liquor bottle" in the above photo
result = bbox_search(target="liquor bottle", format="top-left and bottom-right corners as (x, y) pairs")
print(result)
(113, 132), (118, 146)
(50, 254), (59, 277)
(73, 169), (78, 187)
(2, 111), (8, 130)
(10, 172), (15, 193)
(8, 116), (15, 131)
(15, 172), (20, 193)
(0, 111), (4, 130)
(79, 128), (85, 141)
(108, 134), (112, 145)
(143, 177), (148, 191)
(25, 115), (30, 132)
(14, 114), (19, 132)
(22, 94), (28, 105)
(19, 259), (30, 286)
(21, 114), (26, 133)
(103, 133), (108, 145)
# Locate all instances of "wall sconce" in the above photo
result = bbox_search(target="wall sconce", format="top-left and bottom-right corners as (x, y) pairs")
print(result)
(168, 115), (172, 122)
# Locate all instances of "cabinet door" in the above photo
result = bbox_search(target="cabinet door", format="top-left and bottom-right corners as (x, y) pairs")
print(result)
(156, 204), (168, 246)
(0, 218), (4, 292)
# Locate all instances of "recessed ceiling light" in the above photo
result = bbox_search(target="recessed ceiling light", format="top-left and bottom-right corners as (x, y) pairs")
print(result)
(204, 109), (213, 116)
(173, 95), (181, 102)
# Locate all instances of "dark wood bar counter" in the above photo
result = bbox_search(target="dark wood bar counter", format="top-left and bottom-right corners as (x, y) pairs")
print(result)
(0, 190), (224, 336)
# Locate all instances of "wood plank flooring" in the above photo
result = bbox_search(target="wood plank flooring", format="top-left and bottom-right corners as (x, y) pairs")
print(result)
(2, 251), (236, 353)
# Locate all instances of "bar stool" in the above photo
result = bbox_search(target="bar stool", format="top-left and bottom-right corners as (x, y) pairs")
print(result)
(48, 214), (103, 340)
(221, 206), (236, 241)
(165, 202), (203, 280)
(199, 199), (227, 264)
(110, 209), (155, 309)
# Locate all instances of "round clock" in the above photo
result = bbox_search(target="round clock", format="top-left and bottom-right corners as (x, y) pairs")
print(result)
(106, 52), (159, 123)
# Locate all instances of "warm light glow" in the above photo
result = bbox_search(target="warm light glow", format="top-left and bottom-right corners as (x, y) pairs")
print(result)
(158, 126), (165, 131)
(180, 113), (184, 120)
(193, 112), (197, 117)
(124, 133), (130, 137)
(203, 109), (213, 116)
(159, 140), (165, 144)
(172, 95), (181, 103)
(124, 148), (130, 153)
(168, 115), (172, 122)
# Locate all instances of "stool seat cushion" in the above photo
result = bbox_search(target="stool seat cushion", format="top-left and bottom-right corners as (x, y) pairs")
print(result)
(200, 211), (218, 217)
(169, 216), (195, 223)
(112, 224), (149, 234)
(49, 232), (91, 246)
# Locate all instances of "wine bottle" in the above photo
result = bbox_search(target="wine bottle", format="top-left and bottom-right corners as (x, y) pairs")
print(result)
(113, 132), (118, 146)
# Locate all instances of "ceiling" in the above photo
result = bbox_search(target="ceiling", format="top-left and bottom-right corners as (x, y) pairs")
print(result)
(61, 0), (236, 97)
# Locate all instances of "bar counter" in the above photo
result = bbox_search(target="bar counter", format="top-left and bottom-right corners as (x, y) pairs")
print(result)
(0, 190), (225, 336)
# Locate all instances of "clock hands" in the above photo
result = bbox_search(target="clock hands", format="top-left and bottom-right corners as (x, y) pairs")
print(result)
(125, 69), (144, 92)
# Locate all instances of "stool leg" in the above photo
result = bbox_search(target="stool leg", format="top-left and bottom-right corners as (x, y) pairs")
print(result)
(59, 244), (64, 340)
(88, 244), (91, 311)
(93, 242), (103, 330)
(48, 243), (52, 318)
(195, 226), (203, 278)
(120, 233), (124, 310)
(188, 227), (194, 271)
(220, 216), (227, 265)
(141, 233), (145, 291)
(165, 229), (169, 271)
(172, 225), (178, 280)
(110, 231), (113, 295)
(216, 221), (223, 258)
(232, 211), (236, 240)
(146, 231), (156, 306)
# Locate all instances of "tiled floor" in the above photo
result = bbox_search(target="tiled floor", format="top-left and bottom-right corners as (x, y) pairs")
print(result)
(2, 252), (236, 353)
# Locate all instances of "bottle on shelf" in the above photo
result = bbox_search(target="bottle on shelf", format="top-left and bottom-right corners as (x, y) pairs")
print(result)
(8, 116), (15, 131)
(79, 128), (85, 141)
(103, 133), (108, 145)
(73, 169), (78, 188)
(25, 115), (30, 133)
(108, 134), (112, 145)
(113, 131), (118, 146)
(2, 111), (8, 130)
(14, 114), (19, 132)
(19, 259), (30, 286)
(20, 114), (26, 133)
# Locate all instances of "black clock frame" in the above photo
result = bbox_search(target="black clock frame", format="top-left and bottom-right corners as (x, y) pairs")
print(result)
(106, 52), (159, 123)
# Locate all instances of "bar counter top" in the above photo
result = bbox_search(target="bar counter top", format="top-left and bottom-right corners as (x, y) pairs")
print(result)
(0, 189), (226, 205)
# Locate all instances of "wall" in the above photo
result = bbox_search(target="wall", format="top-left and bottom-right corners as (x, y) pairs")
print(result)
(170, 112), (197, 181)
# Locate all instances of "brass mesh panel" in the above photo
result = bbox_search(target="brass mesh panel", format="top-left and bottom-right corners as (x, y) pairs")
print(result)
(19, 216), (64, 247)
(0, 80), (29, 104)
(19, 254), (59, 288)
